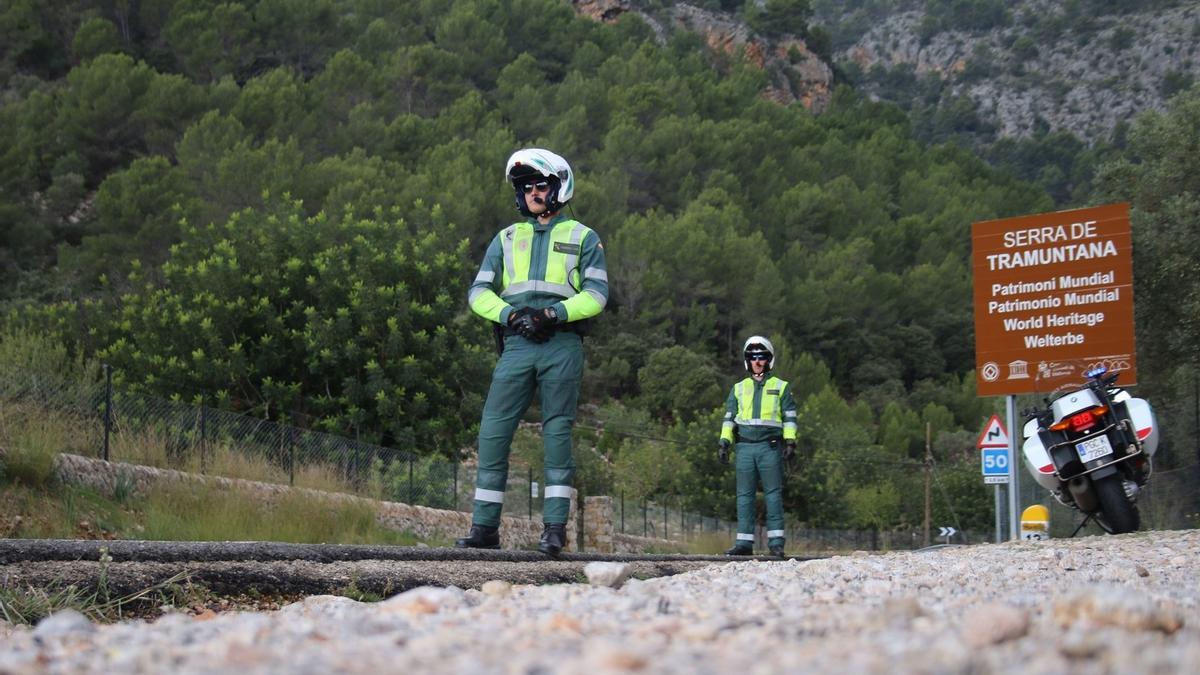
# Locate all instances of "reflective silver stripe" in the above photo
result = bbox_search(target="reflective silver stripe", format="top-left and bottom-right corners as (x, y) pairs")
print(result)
(736, 533), (755, 541)
(474, 488), (505, 504)
(584, 267), (607, 282)
(724, 412), (734, 419)
(784, 411), (797, 418)
(734, 418), (784, 428)
(500, 280), (576, 298)
(767, 529), (785, 538)
(784, 422), (797, 432)
(468, 287), (487, 305)
(722, 421), (734, 430)
(544, 485), (573, 499)
(501, 226), (516, 287)
(584, 288), (608, 308)
(474, 270), (495, 284)
(561, 223), (587, 287)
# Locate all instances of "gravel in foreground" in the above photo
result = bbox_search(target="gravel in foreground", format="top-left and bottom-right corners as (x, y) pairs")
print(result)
(2, 530), (1199, 674)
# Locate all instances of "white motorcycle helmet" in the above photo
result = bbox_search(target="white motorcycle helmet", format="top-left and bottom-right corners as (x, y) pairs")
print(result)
(505, 148), (574, 217)
(743, 335), (775, 371)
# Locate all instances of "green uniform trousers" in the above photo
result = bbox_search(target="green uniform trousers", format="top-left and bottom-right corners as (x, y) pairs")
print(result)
(735, 440), (785, 548)
(472, 330), (583, 527)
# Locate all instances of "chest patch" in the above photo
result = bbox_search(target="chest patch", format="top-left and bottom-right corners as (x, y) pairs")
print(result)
(553, 242), (580, 254)
(765, 389), (780, 395)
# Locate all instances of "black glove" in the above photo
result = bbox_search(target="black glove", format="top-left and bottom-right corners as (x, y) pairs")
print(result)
(783, 440), (796, 461)
(717, 439), (730, 465)
(526, 307), (559, 342)
(507, 307), (540, 341)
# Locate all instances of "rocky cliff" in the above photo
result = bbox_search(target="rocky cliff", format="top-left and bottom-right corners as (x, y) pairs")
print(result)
(574, 1), (1200, 144)
(572, 1), (834, 112)
(823, 0), (1200, 142)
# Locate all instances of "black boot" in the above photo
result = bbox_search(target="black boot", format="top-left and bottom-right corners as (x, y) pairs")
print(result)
(725, 544), (754, 556)
(455, 524), (500, 549)
(769, 545), (785, 558)
(538, 523), (566, 557)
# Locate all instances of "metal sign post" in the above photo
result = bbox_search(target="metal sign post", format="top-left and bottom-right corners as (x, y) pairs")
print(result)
(1007, 394), (1020, 541)
(994, 486), (1002, 543)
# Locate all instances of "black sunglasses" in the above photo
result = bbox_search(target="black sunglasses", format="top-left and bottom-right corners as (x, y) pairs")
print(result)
(748, 354), (770, 362)
(520, 180), (550, 194)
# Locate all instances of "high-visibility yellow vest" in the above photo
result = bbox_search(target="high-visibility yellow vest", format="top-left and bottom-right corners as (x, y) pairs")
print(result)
(721, 376), (797, 442)
(498, 219), (591, 300)
(734, 375), (788, 428)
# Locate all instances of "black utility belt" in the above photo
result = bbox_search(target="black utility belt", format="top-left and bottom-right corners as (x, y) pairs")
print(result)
(503, 323), (580, 337)
(737, 435), (783, 445)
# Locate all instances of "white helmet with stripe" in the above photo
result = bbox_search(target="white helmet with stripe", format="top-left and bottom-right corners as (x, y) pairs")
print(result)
(505, 148), (574, 217)
(743, 335), (775, 371)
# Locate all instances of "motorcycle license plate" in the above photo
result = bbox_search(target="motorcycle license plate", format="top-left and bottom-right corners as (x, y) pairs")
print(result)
(1076, 435), (1114, 463)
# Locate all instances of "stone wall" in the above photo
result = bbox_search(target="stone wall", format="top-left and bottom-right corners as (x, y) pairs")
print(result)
(582, 495), (614, 553)
(51, 454), (573, 551)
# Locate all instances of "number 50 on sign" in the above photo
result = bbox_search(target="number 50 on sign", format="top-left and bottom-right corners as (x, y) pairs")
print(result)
(981, 447), (1010, 484)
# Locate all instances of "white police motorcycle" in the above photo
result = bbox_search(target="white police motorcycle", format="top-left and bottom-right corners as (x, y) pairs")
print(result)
(1020, 367), (1159, 534)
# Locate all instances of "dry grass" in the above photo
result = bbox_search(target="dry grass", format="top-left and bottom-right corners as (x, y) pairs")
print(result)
(1, 411), (423, 550)
(105, 428), (368, 496)
(0, 403), (90, 488)
(139, 480), (416, 545)
(0, 566), (195, 626)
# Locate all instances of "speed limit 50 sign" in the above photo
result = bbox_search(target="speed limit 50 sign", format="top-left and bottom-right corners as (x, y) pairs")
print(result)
(981, 447), (1010, 484)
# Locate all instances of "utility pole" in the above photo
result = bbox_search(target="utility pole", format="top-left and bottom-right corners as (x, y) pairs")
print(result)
(923, 422), (932, 547)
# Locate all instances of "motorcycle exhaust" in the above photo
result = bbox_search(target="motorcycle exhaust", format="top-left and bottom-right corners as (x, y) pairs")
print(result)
(1067, 477), (1098, 512)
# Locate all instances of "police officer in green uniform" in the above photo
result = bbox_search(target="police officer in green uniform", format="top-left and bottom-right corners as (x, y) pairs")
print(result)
(718, 336), (797, 557)
(455, 148), (609, 557)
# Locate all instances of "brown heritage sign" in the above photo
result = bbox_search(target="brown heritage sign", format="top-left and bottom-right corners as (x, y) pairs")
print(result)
(972, 202), (1137, 397)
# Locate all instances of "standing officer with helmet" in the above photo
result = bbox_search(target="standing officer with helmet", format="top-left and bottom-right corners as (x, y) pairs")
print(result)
(718, 336), (797, 557)
(455, 148), (609, 557)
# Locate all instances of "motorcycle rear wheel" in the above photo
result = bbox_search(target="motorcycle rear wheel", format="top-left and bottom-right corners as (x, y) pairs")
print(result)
(1093, 474), (1140, 534)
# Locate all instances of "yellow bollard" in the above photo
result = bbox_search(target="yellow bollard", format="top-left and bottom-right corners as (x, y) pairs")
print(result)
(1020, 504), (1051, 540)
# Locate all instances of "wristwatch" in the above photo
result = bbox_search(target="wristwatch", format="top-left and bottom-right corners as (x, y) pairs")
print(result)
(545, 307), (558, 321)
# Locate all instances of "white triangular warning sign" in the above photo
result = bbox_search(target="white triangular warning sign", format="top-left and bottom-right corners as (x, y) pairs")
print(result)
(976, 414), (1009, 448)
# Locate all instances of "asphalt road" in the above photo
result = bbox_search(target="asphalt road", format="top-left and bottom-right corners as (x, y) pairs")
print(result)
(0, 539), (797, 597)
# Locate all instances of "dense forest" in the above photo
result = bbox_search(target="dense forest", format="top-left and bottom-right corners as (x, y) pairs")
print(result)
(2, 0), (1197, 532)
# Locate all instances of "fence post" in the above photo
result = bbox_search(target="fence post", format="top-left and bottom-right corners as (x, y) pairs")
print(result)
(102, 364), (112, 461)
(408, 454), (415, 504)
(199, 396), (207, 473)
(288, 426), (295, 486)
(453, 458), (459, 511)
(528, 465), (533, 521)
(620, 491), (625, 534)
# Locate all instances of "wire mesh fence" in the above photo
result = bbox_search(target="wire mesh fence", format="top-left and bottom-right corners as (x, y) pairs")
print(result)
(610, 493), (736, 541)
(0, 368), (548, 521)
(11, 365), (1192, 549)
(604, 493), (978, 552)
